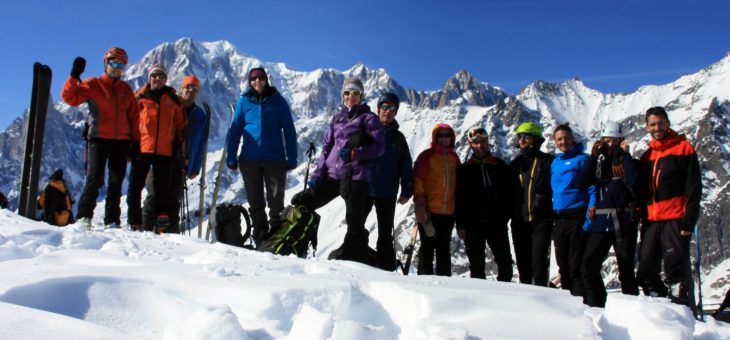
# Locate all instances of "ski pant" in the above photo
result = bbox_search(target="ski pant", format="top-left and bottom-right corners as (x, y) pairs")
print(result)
(636, 220), (691, 300)
(581, 224), (639, 307)
(553, 208), (587, 297)
(418, 213), (455, 276)
(465, 222), (514, 281)
(127, 153), (173, 230)
(365, 196), (397, 272)
(239, 161), (287, 244)
(143, 161), (184, 233)
(297, 177), (372, 265)
(77, 138), (130, 225)
(512, 219), (553, 286)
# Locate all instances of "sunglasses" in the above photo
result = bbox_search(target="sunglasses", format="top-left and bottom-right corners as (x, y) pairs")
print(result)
(107, 61), (126, 70)
(183, 85), (199, 92)
(343, 90), (361, 97)
(467, 128), (487, 141)
(250, 76), (267, 82)
(380, 104), (397, 112)
(437, 132), (451, 138)
(150, 72), (167, 79)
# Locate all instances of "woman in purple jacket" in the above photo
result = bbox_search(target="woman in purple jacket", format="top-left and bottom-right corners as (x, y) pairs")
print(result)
(293, 77), (385, 265)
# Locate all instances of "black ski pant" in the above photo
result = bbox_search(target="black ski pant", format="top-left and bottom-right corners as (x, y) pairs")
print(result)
(365, 196), (397, 272)
(239, 161), (287, 244)
(512, 219), (553, 286)
(143, 162), (185, 233)
(417, 213), (455, 277)
(127, 153), (173, 230)
(636, 220), (691, 301)
(581, 223), (639, 307)
(297, 177), (372, 265)
(466, 222), (514, 281)
(553, 208), (587, 297)
(77, 138), (130, 225)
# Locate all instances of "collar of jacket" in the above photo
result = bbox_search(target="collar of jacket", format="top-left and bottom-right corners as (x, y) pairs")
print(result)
(140, 84), (179, 104)
(340, 103), (372, 119)
(384, 120), (400, 132)
(245, 86), (276, 101)
(649, 129), (684, 151)
(467, 154), (497, 165)
(556, 142), (585, 160)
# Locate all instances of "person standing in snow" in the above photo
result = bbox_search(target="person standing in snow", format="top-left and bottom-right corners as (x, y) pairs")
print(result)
(127, 64), (186, 233)
(226, 67), (298, 246)
(551, 123), (595, 299)
(143, 75), (208, 233)
(456, 127), (517, 281)
(365, 92), (414, 271)
(581, 121), (640, 308)
(291, 77), (385, 266)
(636, 106), (702, 309)
(412, 123), (460, 276)
(509, 122), (555, 286)
(60, 47), (140, 230)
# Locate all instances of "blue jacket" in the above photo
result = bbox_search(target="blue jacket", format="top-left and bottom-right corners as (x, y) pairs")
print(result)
(585, 151), (640, 232)
(226, 87), (298, 168)
(551, 143), (596, 213)
(368, 120), (414, 200)
(185, 103), (207, 175)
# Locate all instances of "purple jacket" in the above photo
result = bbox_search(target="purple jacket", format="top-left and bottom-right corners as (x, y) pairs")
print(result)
(312, 103), (385, 182)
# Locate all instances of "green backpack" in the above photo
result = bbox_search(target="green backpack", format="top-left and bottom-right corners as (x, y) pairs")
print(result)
(258, 205), (320, 258)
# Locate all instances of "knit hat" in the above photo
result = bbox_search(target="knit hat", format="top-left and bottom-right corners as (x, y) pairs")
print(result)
(50, 169), (64, 181)
(182, 75), (200, 89)
(248, 67), (267, 80)
(342, 77), (364, 94)
(148, 64), (167, 79)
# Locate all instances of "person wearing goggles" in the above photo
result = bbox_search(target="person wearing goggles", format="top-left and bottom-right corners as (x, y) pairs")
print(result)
(455, 127), (518, 281)
(60, 47), (140, 230)
(508, 122), (555, 286)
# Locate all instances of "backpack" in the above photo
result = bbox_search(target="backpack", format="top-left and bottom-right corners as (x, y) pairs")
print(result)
(258, 205), (320, 258)
(36, 178), (74, 226)
(211, 204), (254, 249)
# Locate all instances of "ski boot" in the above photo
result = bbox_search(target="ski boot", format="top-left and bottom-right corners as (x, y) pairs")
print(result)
(154, 215), (170, 234)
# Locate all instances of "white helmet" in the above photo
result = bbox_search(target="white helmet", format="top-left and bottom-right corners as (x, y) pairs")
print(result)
(601, 121), (623, 138)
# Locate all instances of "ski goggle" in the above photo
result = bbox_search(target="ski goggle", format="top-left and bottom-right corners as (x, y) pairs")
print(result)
(517, 133), (534, 140)
(467, 128), (488, 142)
(380, 104), (397, 112)
(183, 85), (199, 92)
(107, 61), (126, 70)
(343, 90), (361, 97)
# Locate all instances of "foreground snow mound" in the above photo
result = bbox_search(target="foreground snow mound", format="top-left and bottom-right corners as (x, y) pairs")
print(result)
(0, 210), (728, 339)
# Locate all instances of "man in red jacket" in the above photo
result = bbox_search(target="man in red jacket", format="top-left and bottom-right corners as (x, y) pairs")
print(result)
(61, 47), (140, 230)
(636, 106), (702, 308)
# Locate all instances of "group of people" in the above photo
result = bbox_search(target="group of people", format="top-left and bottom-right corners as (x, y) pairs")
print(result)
(54, 46), (703, 311)
(61, 47), (207, 233)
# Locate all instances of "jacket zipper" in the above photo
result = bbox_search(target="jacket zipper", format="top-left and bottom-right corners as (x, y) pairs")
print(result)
(527, 157), (537, 222)
(442, 151), (450, 214)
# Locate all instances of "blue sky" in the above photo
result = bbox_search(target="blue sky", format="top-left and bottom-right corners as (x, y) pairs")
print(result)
(1, 0), (728, 130)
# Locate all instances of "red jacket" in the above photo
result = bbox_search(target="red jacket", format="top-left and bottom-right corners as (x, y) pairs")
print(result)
(61, 75), (140, 141)
(135, 84), (186, 157)
(640, 129), (702, 231)
(413, 124), (460, 215)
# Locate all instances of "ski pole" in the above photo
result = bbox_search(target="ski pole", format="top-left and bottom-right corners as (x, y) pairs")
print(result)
(695, 224), (704, 322)
(303, 142), (315, 190)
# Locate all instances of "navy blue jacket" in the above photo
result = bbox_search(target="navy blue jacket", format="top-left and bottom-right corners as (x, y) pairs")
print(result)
(185, 103), (207, 175)
(227, 87), (298, 168)
(368, 120), (414, 200)
(586, 150), (641, 232)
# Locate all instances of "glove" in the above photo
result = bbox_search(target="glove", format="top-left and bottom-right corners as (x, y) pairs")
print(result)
(589, 207), (596, 220)
(227, 162), (238, 170)
(307, 176), (320, 189)
(71, 57), (86, 79)
(339, 147), (353, 162)
(187, 171), (199, 180)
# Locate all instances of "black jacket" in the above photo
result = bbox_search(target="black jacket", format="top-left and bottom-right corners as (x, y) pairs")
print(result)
(509, 148), (555, 223)
(456, 154), (519, 229)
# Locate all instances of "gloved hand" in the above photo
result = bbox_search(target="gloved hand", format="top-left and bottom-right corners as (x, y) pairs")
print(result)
(187, 171), (199, 180)
(307, 176), (320, 189)
(413, 195), (429, 223)
(339, 147), (354, 162)
(589, 207), (596, 220)
(227, 162), (238, 170)
(71, 57), (86, 80)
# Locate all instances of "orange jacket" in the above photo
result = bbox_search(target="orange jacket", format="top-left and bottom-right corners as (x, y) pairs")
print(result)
(135, 84), (186, 157)
(61, 75), (140, 141)
(413, 124), (460, 215)
(640, 129), (702, 231)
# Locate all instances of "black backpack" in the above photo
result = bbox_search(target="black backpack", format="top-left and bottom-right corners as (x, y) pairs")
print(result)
(258, 205), (320, 258)
(211, 204), (254, 249)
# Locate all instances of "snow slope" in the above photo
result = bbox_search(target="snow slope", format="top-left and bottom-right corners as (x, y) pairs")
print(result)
(0, 210), (728, 339)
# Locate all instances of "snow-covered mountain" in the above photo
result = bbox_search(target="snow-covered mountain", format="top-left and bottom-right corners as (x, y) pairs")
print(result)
(0, 38), (728, 286)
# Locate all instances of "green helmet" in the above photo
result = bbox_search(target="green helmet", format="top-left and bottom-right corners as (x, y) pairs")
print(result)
(516, 122), (543, 136)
